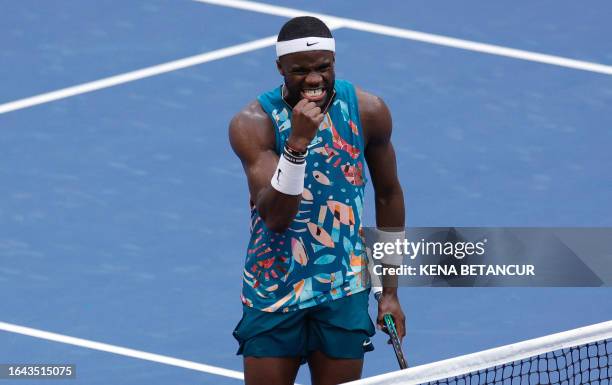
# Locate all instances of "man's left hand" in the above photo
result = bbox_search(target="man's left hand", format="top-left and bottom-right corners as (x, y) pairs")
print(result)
(376, 292), (406, 343)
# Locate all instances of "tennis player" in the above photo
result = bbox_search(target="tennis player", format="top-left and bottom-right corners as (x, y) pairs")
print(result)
(229, 16), (406, 385)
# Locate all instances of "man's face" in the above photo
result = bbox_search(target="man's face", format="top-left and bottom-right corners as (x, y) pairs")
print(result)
(276, 51), (335, 109)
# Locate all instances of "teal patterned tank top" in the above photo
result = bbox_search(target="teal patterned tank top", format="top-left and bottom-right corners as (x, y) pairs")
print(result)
(242, 79), (370, 312)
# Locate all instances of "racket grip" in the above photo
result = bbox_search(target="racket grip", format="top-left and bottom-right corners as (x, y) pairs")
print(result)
(384, 313), (409, 369)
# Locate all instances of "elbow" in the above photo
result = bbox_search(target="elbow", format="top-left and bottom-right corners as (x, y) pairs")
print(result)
(254, 193), (298, 233)
(258, 208), (293, 233)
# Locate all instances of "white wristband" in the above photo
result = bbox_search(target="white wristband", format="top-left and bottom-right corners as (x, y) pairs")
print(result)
(271, 155), (306, 195)
(376, 229), (406, 266)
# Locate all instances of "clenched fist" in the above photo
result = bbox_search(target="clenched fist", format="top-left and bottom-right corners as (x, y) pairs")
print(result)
(286, 99), (324, 153)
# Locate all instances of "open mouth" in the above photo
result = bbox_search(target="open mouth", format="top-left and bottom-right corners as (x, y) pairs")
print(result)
(301, 88), (327, 102)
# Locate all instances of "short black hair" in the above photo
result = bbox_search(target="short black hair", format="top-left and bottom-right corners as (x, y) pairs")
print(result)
(277, 16), (333, 42)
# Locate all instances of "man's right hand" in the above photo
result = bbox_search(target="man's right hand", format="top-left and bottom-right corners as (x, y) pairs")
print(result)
(286, 99), (324, 153)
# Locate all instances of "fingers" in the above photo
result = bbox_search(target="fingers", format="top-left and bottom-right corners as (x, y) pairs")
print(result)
(304, 101), (317, 111)
(294, 100), (322, 116)
(304, 104), (323, 122)
(293, 98), (310, 111)
(377, 311), (406, 344)
(378, 317), (391, 345)
(303, 104), (321, 117)
(294, 99), (317, 113)
(397, 313), (406, 343)
(386, 310), (406, 342)
(304, 106), (321, 117)
(294, 101), (324, 125)
(291, 99), (324, 142)
(307, 109), (324, 125)
(377, 316), (391, 342)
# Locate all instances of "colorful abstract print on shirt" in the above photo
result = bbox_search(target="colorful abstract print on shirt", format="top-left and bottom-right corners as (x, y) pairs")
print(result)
(243, 80), (370, 313)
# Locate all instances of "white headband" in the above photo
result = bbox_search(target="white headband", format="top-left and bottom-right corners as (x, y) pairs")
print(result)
(276, 37), (335, 57)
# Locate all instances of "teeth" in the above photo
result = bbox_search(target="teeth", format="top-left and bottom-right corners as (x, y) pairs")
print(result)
(305, 89), (323, 97)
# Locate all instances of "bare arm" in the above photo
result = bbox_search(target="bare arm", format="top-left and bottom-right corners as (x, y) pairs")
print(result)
(229, 101), (301, 232)
(359, 91), (405, 230)
(358, 88), (406, 340)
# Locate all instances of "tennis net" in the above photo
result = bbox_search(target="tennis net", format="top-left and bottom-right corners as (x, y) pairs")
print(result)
(346, 321), (612, 385)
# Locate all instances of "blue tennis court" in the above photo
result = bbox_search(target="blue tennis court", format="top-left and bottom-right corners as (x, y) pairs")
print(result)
(1, 1), (611, 384)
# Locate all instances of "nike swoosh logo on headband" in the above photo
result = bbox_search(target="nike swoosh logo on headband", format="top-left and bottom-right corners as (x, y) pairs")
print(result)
(306, 42), (319, 46)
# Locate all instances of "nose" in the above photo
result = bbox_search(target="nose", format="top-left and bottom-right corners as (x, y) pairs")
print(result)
(305, 71), (323, 86)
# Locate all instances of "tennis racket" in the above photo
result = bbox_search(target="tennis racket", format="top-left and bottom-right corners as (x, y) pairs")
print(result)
(372, 287), (408, 369)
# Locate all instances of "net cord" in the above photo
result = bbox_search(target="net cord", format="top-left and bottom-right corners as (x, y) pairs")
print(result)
(344, 320), (612, 385)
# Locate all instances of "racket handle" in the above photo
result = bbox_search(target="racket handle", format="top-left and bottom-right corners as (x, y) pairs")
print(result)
(383, 314), (409, 369)
(373, 288), (409, 369)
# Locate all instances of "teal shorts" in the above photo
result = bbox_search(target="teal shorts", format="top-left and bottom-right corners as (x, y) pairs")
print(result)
(233, 290), (375, 361)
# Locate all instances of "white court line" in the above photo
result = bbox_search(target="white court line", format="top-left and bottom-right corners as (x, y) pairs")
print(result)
(0, 35), (277, 115)
(0, 321), (244, 381)
(194, 0), (612, 76)
(0, 21), (346, 116)
(1, 2), (609, 115)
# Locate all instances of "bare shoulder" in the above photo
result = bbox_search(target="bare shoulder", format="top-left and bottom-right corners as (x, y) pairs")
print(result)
(229, 100), (275, 158)
(355, 87), (392, 145)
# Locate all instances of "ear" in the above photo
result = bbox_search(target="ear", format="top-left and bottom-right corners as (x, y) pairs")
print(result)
(276, 59), (285, 76)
